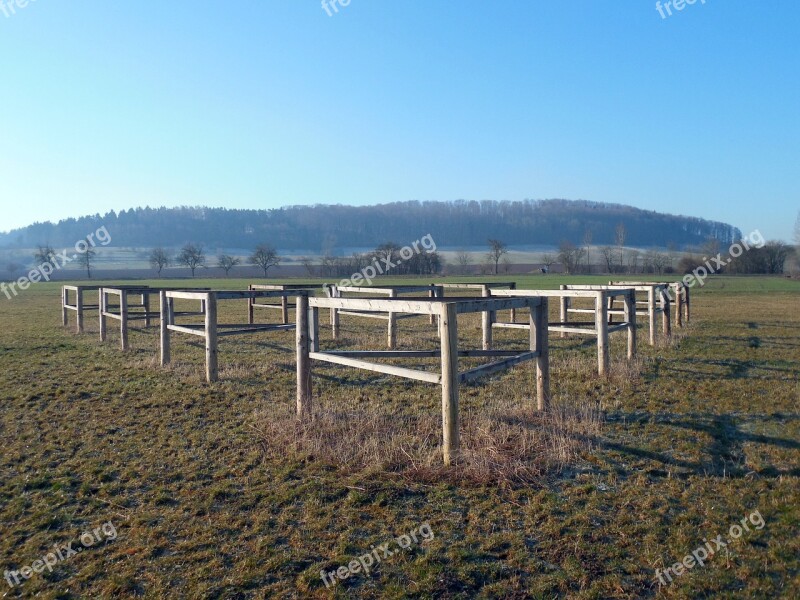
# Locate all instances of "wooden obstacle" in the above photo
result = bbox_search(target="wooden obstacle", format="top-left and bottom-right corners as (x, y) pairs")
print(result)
(322, 284), (444, 349)
(561, 283), (671, 346)
(98, 287), (208, 350)
(62, 285), (147, 333)
(488, 288), (637, 376)
(438, 282), (518, 337)
(160, 289), (311, 382)
(609, 280), (690, 327)
(297, 294), (550, 465)
(247, 284), (321, 325)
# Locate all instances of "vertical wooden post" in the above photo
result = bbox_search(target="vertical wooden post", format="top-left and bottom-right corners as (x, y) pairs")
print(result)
(388, 289), (397, 349)
(61, 287), (68, 326)
(531, 298), (550, 410)
(99, 289), (107, 341)
(76, 288), (84, 333)
(281, 295), (289, 325)
(168, 297), (175, 325)
(247, 290), (254, 325)
(481, 285), (492, 350)
(439, 303), (459, 466)
(143, 293), (151, 328)
(684, 284), (690, 323)
(509, 282), (517, 323)
(596, 291), (609, 376)
(647, 286), (656, 346)
(296, 295), (312, 420)
(661, 286), (672, 339)
(607, 293), (615, 324)
(559, 284), (568, 338)
(624, 290), (637, 360)
(308, 301), (319, 353)
(429, 287), (436, 325)
(205, 293), (218, 382)
(160, 291), (170, 366)
(120, 291), (129, 351)
(329, 285), (340, 340)
(674, 283), (683, 328)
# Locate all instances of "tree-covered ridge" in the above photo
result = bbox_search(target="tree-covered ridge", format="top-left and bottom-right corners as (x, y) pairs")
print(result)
(0, 199), (742, 251)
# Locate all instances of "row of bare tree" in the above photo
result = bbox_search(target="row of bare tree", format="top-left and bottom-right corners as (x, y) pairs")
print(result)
(149, 244), (280, 277)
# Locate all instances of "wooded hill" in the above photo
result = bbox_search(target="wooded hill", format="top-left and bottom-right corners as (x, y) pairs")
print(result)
(0, 199), (741, 251)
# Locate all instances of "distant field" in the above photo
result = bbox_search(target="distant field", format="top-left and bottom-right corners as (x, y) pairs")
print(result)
(0, 276), (797, 598)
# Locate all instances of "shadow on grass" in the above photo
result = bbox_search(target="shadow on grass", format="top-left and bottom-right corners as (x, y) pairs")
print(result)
(599, 411), (800, 479)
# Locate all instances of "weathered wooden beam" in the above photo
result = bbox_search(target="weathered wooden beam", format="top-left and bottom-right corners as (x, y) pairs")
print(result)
(459, 352), (538, 384)
(481, 285), (492, 350)
(533, 297), (550, 410)
(624, 291), (637, 360)
(166, 324), (207, 336)
(296, 295), (312, 420)
(595, 291), (609, 376)
(205, 292), (218, 382)
(160, 290), (170, 366)
(309, 352), (441, 384)
(440, 303), (459, 466)
(99, 289), (107, 341)
(120, 291), (129, 351)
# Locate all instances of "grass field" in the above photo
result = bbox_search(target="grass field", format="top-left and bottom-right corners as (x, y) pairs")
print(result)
(0, 275), (798, 598)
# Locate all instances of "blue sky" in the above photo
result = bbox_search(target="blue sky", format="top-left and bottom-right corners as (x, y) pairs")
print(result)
(1, 1), (798, 241)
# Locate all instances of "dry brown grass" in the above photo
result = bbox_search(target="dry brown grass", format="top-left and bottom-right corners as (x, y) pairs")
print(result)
(253, 394), (602, 486)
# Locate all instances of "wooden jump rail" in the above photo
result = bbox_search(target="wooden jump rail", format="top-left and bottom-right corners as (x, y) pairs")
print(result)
(608, 280), (690, 327)
(437, 282), (518, 333)
(488, 288), (637, 376)
(322, 284), (445, 349)
(247, 284), (322, 325)
(62, 285), (149, 333)
(562, 283), (671, 346)
(98, 287), (209, 350)
(297, 294), (550, 465)
(160, 289), (312, 382)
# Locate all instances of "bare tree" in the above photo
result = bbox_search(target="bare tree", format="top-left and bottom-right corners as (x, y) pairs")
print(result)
(177, 243), (206, 277)
(320, 253), (338, 277)
(250, 244), (281, 277)
(76, 240), (97, 279)
(600, 246), (615, 273)
(615, 222), (627, 272)
(627, 249), (640, 274)
(455, 249), (471, 275)
(540, 252), (556, 273)
(583, 229), (593, 273)
(34, 244), (56, 265)
(764, 241), (793, 274)
(487, 239), (508, 275)
(217, 254), (241, 276)
(558, 240), (585, 275)
(651, 251), (671, 275)
(300, 257), (316, 277)
(149, 247), (170, 277)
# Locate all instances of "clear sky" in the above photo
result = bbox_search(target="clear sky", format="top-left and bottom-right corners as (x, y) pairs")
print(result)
(1, 1), (798, 241)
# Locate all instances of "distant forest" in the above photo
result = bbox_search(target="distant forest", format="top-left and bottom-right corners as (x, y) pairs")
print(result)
(0, 200), (741, 252)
